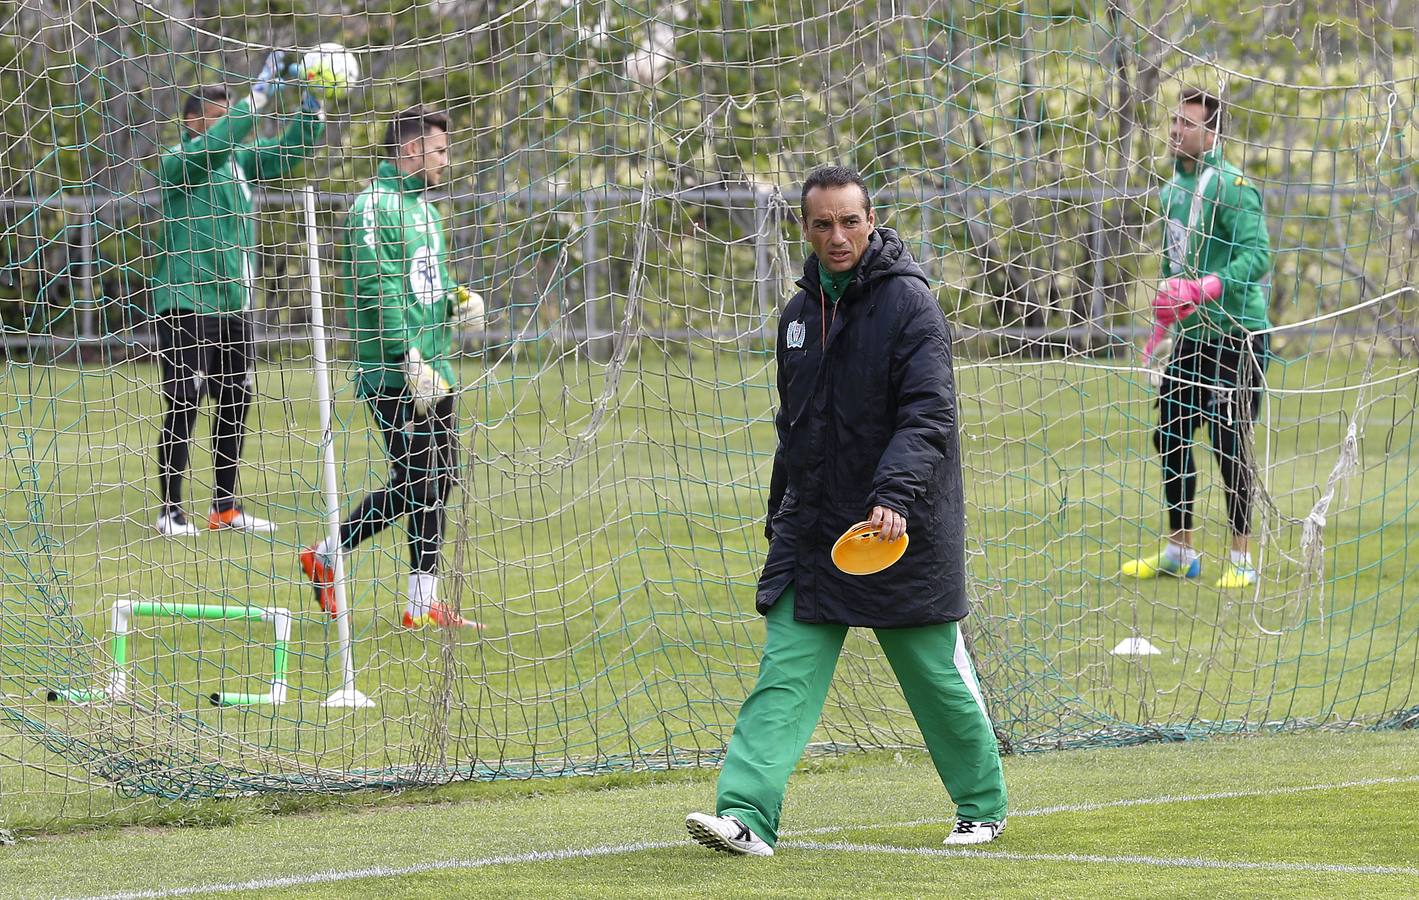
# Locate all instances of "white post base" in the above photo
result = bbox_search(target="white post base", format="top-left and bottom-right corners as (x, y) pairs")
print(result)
(322, 687), (375, 709)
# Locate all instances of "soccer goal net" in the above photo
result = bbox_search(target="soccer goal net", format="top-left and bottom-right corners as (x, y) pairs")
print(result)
(1, 0), (1416, 827)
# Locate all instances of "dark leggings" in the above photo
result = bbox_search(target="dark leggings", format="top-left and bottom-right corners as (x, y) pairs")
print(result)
(156, 313), (253, 512)
(1155, 333), (1269, 535)
(338, 391), (458, 574)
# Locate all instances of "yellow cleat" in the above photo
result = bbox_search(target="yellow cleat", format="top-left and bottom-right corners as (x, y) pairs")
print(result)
(1120, 551), (1201, 580)
(1213, 562), (1258, 590)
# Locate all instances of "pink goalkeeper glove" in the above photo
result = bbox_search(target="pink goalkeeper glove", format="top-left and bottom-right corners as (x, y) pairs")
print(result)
(1143, 275), (1223, 359)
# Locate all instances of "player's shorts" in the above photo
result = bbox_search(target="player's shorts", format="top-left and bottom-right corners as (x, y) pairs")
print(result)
(155, 311), (254, 403)
(1160, 332), (1269, 426)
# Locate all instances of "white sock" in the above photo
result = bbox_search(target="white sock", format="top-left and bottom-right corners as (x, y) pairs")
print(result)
(407, 573), (438, 618)
(315, 536), (336, 558)
(1163, 541), (1198, 565)
(1230, 550), (1253, 569)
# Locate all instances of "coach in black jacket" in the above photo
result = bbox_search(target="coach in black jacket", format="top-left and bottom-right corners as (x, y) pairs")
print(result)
(686, 166), (1008, 858)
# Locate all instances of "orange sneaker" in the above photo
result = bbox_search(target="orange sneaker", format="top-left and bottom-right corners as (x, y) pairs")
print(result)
(299, 544), (339, 616)
(401, 602), (484, 631)
(208, 506), (277, 533)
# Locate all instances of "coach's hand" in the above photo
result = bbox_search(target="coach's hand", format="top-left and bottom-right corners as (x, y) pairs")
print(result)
(869, 505), (906, 542)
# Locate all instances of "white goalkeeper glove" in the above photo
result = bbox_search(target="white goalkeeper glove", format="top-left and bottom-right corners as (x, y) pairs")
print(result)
(250, 51), (289, 111)
(404, 347), (451, 417)
(450, 285), (486, 330)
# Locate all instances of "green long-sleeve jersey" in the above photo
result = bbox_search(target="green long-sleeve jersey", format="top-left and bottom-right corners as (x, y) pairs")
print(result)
(1159, 147), (1273, 337)
(343, 160), (458, 397)
(152, 97), (326, 315)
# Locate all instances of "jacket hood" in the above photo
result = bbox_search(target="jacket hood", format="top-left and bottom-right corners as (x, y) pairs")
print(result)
(798, 226), (928, 296)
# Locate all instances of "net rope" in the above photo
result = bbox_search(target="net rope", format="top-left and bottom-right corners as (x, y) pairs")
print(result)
(1, 0), (1417, 826)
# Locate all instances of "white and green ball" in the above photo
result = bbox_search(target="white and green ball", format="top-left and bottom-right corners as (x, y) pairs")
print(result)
(300, 43), (359, 101)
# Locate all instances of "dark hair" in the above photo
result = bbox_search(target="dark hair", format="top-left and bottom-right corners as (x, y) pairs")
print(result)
(800, 165), (871, 218)
(1179, 87), (1223, 131)
(181, 85), (230, 120)
(383, 106), (450, 157)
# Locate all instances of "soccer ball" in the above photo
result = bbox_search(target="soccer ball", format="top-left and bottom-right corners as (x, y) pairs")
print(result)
(300, 43), (359, 101)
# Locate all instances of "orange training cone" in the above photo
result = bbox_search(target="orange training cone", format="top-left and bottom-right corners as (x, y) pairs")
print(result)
(830, 521), (909, 576)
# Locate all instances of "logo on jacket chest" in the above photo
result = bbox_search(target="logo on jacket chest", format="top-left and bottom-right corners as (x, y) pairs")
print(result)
(785, 319), (806, 349)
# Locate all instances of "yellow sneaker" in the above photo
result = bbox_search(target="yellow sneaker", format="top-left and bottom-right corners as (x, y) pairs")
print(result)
(1214, 562), (1258, 589)
(1120, 551), (1201, 580)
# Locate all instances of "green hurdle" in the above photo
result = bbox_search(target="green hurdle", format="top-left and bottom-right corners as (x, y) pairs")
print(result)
(47, 599), (292, 706)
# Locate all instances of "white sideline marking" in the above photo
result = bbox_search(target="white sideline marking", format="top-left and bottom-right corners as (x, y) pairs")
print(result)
(66, 774), (1419, 900)
(785, 772), (1419, 836)
(783, 840), (1419, 877)
(71, 842), (682, 900)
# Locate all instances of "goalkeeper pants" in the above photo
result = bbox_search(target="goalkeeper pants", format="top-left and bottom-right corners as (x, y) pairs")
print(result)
(715, 585), (1007, 847)
(155, 311), (254, 512)
(1156, 333), (1269, 535)
(337, 391), (458, 574)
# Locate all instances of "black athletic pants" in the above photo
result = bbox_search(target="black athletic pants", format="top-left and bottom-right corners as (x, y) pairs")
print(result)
(337, 391), (458, 574)
(1155, 332), (1270, 536)
(156, 311), (254, 513)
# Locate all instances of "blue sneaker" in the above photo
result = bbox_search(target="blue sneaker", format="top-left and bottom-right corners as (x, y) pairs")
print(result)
(1121, 551), (1201, 580)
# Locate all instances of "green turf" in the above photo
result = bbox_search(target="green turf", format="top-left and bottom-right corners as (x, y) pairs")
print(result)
(1, 731), (1414, 899)
(2, 348), (1417, 830)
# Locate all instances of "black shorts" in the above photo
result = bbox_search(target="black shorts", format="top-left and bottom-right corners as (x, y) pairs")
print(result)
(1160, 332), (1270, 427)
(156, 311), (254, 402)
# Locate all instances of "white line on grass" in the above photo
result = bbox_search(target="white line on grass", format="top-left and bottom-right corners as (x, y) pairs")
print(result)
(783, 772), (1419, 836)
(64, 773), (1419, 900)
(783, 840), (1419, 878)
(68, 842), (681, 900)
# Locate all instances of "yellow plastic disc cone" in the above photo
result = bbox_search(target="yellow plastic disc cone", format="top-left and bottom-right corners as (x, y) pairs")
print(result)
(831, 521), (909, 575)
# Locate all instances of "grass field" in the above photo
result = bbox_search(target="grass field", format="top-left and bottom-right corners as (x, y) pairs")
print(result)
(2, 345), (1417, 838)
(1, 730), (1416, 898)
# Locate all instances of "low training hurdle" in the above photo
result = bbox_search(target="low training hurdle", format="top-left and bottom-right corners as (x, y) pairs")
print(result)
(47, 598), (292, 706)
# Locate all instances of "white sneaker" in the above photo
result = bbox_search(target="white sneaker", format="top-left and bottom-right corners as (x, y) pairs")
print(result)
(207, 506), (277, 533)
(944, 818), (1006, 845)
(155, 507), (200, 537)
(685, 812), (774, 857)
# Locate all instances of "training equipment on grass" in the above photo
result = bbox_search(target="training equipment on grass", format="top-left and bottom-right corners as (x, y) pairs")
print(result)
(2, 2), (1418, 828)
(46, 599), (292, 707)
(831, 522), (909, 576)
(299, 43), (359, 101)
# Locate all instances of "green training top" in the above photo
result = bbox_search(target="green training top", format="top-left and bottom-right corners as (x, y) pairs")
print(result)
(342, 160), (459, 398)
(1159, 147), (1273, 338)
(151, 98), (325, 315)
(819, 264), (854, 306)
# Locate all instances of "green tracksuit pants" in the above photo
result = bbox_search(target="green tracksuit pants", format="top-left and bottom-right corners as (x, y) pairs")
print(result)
(715, 585), (1008, 846)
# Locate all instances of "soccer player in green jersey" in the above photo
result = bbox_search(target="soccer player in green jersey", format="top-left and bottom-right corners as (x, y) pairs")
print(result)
(300, 106), (486, 630)
(152, 53), (327, 536)
(1124, 88), (1273, 589)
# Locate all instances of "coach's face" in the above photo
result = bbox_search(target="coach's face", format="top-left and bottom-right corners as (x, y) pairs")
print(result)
(804, 184), (875, 273)
(1169, 101), (1215, 160)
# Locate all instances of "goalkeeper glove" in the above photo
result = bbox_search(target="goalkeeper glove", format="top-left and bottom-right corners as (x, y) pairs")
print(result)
(1142, 275), (1220, 388)
(404, 347), (451, 417)
(450, 285), (486, 330)
(1153, 275), (1223, 328)
(250, 51), (289, 111)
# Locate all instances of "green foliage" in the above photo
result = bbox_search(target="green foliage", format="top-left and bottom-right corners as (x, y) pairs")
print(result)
(1, 1), (1414, 342)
